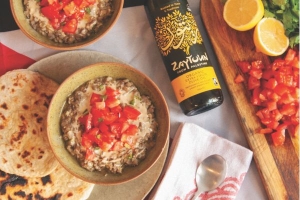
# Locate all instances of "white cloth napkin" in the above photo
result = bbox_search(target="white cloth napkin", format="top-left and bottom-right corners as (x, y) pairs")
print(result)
(150, 122), (253, 200)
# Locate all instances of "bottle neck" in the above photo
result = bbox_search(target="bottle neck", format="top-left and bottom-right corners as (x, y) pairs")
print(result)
(145, 0), (184, 12)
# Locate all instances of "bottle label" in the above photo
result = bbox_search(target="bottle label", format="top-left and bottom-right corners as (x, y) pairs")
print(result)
(152, 0), (221, 103)
(171, 66), (221, 103)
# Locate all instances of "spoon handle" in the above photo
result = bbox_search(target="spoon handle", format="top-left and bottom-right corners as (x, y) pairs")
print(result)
(191, 189), (204, 200)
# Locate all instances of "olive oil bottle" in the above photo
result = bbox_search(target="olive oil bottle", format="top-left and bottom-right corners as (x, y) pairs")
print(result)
(144, 0), (223, 116)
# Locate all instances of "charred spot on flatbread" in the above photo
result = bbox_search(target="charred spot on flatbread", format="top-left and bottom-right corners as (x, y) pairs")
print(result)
(22, 105), (29, 110)
(0, 165), (94, 200)
(0, 103), (8, 110)
(0, 170), (27, 195)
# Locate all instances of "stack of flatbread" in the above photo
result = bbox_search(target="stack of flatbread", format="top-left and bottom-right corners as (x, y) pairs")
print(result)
(0, 69), (94, 199)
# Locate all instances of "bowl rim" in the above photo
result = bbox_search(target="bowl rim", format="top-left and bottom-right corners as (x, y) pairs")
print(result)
(47, 62), (170, 185)
(9, 0), (124, 50)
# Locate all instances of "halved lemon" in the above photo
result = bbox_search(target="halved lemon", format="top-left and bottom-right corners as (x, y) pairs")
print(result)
(223, 0), (264, 31)
(253, 17), (289, 56)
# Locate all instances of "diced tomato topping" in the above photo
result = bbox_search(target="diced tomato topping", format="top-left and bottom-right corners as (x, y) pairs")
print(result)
(61, 0), (73, 6)
(101, 111), (119, 125)
(62, 18), (77, 33)
(106, 87), (120, 96)
(41, 6), (61, 19)
(82, 133), (93, 148)
(258, 128), (273, 134)
(291, 57), (299, 68)
(99, 141), (114, 152)
(73, 0), (83, 6)
(91, 107), (103, 127)
(110, 122), (130, 136)
(49, 18), (62, 29)
(123, 106), (141, 120)
(284, 49), (296, 63)
(95, 101), (105, 110)
(105, 96), (120, 108)
(121, 125), (139, 147)
(251, 87), (261, 105)
(236, 61), (251, 73)
(251, 60), (264, 70)
(264, 78), (278, 90)
(123, 124), (138, 135)
(272, 129), (286, 146)
(248, 76), (260, 90)
(249, 69), (263, 79)
(99, 122), (109, 133)
(121, 134), (136, 146)
(267, 100), (277, 111)
(48, 0), (58, 5)
(85, 0), (96, 4)
(234, 74), (244, 83)
(112, 141), (123, 151)
(90, 93), (102, 105)
(280, 103), (297, 116)
(79, 86), (142, 153)
(85, 147), (95, 160)
(63, 1), (77, 16)
(78, 113), (92, 131)
(110, 105), (122, 114)
(262, 69), (274, 80)
(234, 48), (299, 146)
(39, 0), (96, 33)
(40, 0), (50, 6)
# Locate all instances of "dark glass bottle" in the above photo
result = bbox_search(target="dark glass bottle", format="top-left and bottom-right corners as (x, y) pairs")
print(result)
(144, 0), (223, 116)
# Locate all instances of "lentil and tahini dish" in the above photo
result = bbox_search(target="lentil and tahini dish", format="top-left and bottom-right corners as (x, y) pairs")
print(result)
(24, 0), (113, 44)
(60, 77), (158, 173)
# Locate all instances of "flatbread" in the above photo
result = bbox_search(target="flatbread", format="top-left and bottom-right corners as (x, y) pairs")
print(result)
(0, 163), (94, 200)
(0, 69), (59, 177)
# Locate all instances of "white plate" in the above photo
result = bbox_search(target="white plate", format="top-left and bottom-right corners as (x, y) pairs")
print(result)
(28, 50), (168, 200)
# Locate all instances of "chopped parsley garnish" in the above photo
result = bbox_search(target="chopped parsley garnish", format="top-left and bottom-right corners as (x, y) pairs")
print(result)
(85, 7), (91, 14)
(101, 95), (107, 101)
(130, 96), (141, 105)
(99, 85), (105, 90)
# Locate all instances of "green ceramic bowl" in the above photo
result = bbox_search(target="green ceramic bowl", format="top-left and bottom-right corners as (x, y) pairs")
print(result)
(10, 0), (123, 50)
(47, 62), (170, 185)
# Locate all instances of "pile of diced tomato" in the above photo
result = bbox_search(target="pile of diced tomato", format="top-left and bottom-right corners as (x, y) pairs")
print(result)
(235, 48), (299, 146)
(39, 0), (96, 33)
(78, 87), (141, 160)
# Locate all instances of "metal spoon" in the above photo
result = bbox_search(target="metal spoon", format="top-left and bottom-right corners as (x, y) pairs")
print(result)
(191, 154), (227, 200)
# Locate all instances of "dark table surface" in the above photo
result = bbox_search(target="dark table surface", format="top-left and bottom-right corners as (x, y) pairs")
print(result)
(0, 0), (145, 32)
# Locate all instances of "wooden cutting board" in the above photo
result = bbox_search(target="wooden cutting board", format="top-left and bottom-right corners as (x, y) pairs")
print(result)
(200, 0), (299, 199)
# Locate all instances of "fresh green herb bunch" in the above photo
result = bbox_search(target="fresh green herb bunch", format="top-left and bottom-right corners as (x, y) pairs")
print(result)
(262, 0), (299, 48)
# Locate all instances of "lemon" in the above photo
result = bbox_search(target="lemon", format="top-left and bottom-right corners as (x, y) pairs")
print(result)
(253, 17), (289, 56)
(223, 0), (264, 31)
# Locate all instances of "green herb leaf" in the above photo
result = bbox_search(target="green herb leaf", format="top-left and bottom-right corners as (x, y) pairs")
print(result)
(85, 7), (91, 14)
(101, 95), (107, 101)
(129, 99), (135, 105)
(99, 85), (105, 91)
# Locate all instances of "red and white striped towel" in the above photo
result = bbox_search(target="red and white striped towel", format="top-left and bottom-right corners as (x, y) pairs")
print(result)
(150, 123), (253, 200)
